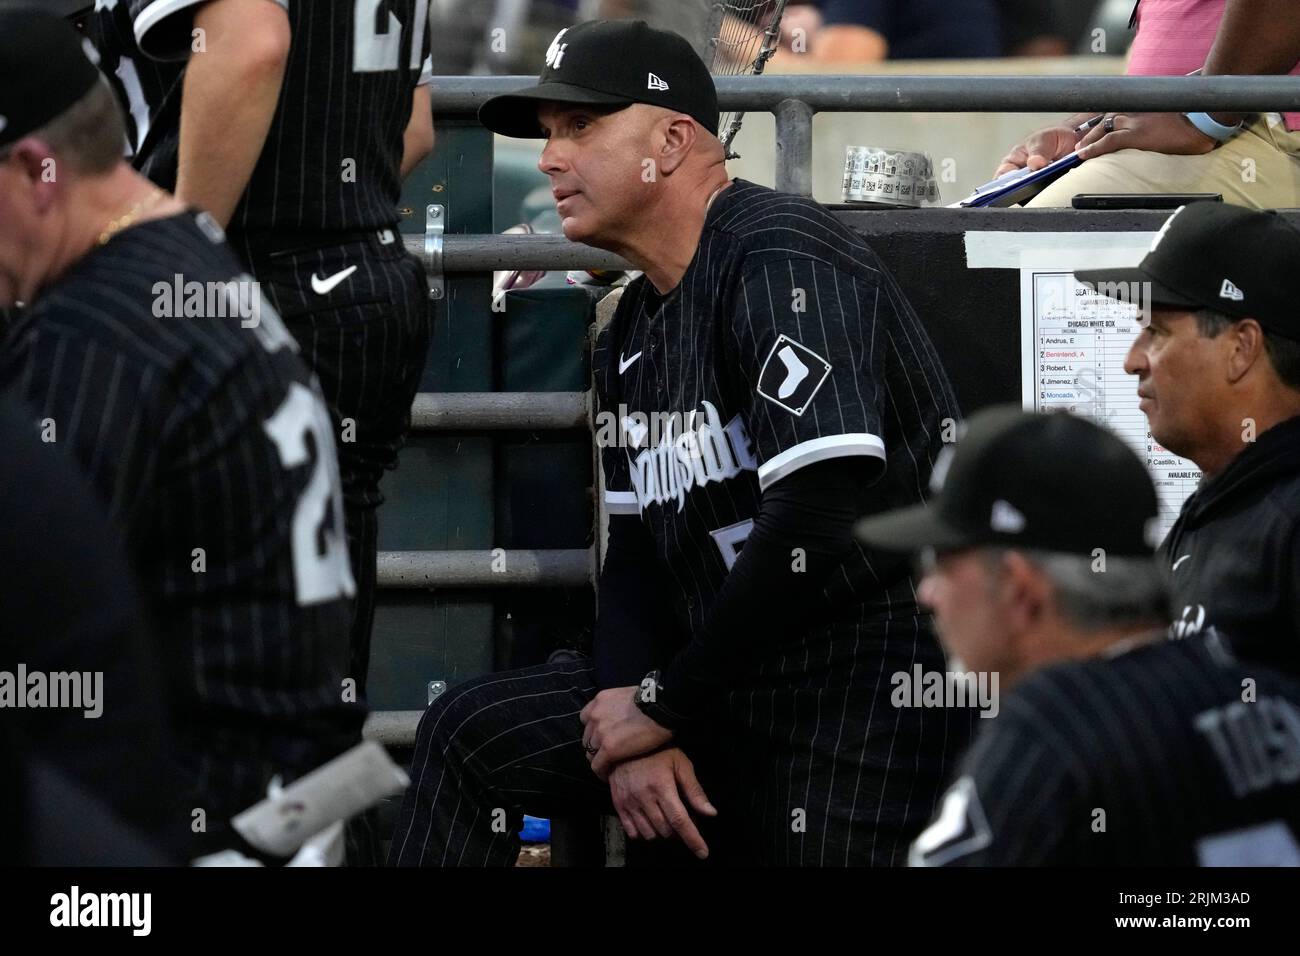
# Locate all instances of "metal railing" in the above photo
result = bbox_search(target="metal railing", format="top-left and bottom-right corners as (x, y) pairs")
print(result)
(366, 74), (1300, 751)
(426, 73), (1300, 194)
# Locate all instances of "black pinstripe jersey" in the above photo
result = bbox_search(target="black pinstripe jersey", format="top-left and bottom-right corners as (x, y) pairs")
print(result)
(593, 179), (960, 638)
(0, 211), (361, 803)
(911, 634), (1300, 866)
(89, 0), (432, 235)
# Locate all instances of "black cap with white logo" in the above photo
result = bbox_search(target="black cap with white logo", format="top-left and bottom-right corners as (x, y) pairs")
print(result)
(479, 19), (719, 139)
(1076, 202), (1300, 340)
(855, 407), (1160, 558)
(0, 7), (101, 150)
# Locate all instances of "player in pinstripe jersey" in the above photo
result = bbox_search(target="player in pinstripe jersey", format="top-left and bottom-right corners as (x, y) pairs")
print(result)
(0, 12), (361, 858)
(857, 408), (1300, 865)
(390, 21), (971, 866)
(89, 0), (437, 695)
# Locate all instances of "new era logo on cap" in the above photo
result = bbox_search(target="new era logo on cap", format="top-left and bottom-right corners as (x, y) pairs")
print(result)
(647, 73), (669, 91)
(990, 499), (1026, 534)
(1220, 279), (1245, 302)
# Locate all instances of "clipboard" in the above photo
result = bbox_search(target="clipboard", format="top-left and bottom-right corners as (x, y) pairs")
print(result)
(954, 151), (1084, 208)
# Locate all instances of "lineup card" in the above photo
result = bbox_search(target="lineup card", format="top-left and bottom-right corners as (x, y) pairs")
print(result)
(1021, 268), (1202, 542)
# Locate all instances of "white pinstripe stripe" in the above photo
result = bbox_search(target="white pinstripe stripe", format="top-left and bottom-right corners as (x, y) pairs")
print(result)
(456, 804), (480, 866)
(798, 637), (832, 863)
(885, 613), (925, 866)
(62, 339), (96, 451)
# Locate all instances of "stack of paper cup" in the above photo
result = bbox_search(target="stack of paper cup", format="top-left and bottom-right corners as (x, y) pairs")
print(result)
(842, 147), (940, 208)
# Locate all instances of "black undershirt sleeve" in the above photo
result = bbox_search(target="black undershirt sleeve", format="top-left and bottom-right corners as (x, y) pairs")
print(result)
(655, 455), (876, 724)
(592, 513), (685, 690)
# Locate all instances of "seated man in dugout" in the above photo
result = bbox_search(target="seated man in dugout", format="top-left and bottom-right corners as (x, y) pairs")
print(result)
(389, 20), (974, 867)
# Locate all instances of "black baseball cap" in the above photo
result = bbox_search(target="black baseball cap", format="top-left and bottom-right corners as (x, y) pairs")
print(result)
(1075, 202), (1300, 339)
(855, 407), (1161, 558)
(479, 20), (719, 139)
(0, 7), (101, 150)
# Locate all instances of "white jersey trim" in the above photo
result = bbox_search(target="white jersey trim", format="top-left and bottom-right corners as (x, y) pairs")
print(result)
(757, 433), (885, 492)
(133, 0), (205, 57)
(134, 0), (289, 59)
(604, 490), (640, 515)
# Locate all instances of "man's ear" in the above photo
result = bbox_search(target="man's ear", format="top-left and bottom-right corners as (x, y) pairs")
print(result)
(658, 115), (698, 175)
(1225, 318), (1266, 385)
(10, 138), (63, 216)
(999, 550), (1048, 636)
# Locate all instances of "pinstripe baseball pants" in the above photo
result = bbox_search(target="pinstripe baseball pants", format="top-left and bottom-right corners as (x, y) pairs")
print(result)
(244, 230), (432, 695)
(389, 625), (972, 866)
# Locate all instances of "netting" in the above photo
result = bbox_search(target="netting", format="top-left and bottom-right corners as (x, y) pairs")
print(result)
(702, 1), (788, 156)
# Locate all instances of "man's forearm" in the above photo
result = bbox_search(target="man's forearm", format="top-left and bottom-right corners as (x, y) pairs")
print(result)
(176, 1), (290, 226)
(1204, 0), (1300, 125)
(400, 85), (434, 180)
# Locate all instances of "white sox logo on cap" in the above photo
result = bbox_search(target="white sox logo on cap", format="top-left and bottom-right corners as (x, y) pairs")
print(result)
(545, 29), (569, 69)
(1148, 205), (1185, 253)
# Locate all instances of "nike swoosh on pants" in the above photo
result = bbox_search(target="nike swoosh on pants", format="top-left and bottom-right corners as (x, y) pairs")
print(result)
(311, 266), (358, 296)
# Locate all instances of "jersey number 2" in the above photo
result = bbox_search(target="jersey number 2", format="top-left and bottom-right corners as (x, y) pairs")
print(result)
(263, 383), (357, 606)
(353, 0), (428, 73)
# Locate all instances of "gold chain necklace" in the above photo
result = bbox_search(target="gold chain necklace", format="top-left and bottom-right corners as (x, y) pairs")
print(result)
(97, 189), (166, 246)
(705, 181), (730, 215)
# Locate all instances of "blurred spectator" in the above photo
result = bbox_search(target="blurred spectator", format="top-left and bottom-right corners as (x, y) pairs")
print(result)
(1000, 0), (1300, 208)
(428, 0), (713, 75)
(779, 0), (1002, 62)
(998, 0), (1104, 57)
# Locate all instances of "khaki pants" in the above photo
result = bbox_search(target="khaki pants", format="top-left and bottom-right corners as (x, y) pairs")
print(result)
(1028, 113), (1300, 209)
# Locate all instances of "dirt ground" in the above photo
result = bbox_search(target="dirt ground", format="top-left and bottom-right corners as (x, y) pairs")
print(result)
(515, 844), (551, 867)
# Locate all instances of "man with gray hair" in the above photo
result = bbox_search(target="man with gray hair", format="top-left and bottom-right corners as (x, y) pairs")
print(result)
(857, 407), (1300, 865)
